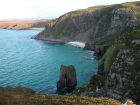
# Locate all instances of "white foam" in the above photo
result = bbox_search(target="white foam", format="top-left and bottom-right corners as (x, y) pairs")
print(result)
(67, 41), (85, 48)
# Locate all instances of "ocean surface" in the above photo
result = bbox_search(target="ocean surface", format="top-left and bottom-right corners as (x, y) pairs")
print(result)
(0, 29), (98, 94)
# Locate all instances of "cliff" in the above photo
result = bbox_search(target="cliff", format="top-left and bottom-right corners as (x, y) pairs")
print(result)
(74, 29), (140, 104)
(0, 20), (49, 30)
(36, 1), (140, 43)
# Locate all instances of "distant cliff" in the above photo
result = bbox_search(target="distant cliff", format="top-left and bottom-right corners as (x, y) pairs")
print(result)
(36, 1), (140, 43)
(0, 20), (49, 30)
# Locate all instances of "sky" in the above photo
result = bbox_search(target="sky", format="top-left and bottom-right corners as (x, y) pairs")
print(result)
(0, 0), (139, 20)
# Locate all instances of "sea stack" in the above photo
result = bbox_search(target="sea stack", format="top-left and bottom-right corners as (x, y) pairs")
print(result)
(57, 65), (77, 91)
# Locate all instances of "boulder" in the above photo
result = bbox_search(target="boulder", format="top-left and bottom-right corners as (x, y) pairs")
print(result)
(57, 65), (77, 91)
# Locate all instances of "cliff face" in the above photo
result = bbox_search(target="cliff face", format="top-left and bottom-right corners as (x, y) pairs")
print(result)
(36, 1), (140, 43)
(74, 29), (140, 104)
(104, 30), (140, 103)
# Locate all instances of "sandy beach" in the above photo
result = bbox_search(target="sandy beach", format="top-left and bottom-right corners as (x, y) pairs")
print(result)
(67, 41), (85, 48)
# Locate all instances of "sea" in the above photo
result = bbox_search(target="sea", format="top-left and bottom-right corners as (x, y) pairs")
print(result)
(0, 29), (98, 94)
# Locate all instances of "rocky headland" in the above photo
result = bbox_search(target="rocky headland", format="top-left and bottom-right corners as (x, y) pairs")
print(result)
(35, 1), (140, 104)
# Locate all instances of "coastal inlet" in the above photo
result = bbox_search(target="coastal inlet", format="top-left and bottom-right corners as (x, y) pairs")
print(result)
(0, 29), (98, 94)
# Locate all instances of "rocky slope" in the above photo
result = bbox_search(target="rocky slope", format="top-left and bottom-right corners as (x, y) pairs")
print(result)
(0, 20), (49, 30)
(74, 29), (140, 104)
(36, 1), (140, 104)
(36, 1), (140, 43)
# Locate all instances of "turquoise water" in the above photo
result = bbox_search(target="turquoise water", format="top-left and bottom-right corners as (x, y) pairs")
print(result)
(0, 29), (98, 94)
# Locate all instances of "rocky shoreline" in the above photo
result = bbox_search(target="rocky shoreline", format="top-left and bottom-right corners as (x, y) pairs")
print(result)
(35, 37), (65, 44)
(35, 32), (86, 47)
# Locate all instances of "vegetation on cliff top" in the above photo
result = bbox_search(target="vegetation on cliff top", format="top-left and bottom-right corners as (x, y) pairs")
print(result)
(0, 92), (121, 105)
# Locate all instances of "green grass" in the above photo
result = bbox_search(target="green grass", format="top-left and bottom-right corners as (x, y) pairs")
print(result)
(102, 44), (122, 72)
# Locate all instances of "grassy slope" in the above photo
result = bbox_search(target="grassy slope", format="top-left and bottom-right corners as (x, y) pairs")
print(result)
(0, 92), (121, 105)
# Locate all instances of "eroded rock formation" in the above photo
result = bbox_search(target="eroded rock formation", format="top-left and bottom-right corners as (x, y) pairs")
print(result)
(57, 65), (77, 91)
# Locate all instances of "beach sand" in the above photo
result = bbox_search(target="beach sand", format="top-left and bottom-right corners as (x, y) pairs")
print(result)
(67, 41), (85, 48)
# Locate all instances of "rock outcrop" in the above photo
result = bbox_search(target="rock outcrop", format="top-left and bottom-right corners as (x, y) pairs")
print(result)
(57, 65), (77, 91)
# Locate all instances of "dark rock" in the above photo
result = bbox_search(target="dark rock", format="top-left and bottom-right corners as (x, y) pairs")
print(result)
(84, 43), (95, 51)
(94, 46), (109, 59)
(98, 62), (105, 76)
(57, 65), (77, 91)
(94, 48), (100, 59)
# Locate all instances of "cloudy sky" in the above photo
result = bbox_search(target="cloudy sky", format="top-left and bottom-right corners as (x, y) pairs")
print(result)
(0, 0), (139, 20)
